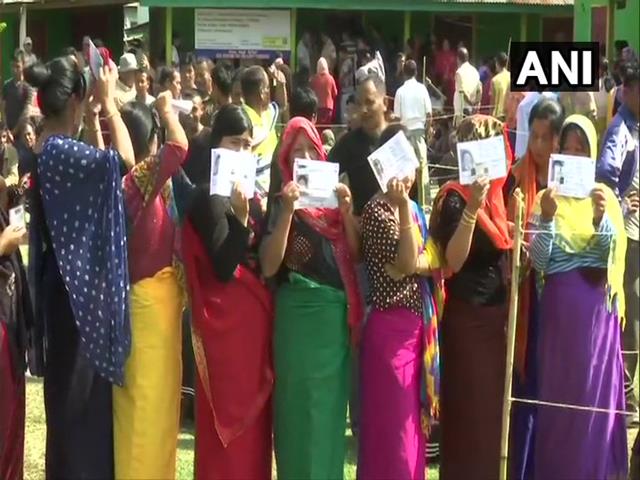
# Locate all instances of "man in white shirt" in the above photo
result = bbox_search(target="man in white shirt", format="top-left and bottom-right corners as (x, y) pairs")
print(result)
(515, 90), (558, 159)
(393, 60), (431, 152)
(453, 48), (481, 126)
(356, 50), (385, 85)
(394, 59), (432, 163)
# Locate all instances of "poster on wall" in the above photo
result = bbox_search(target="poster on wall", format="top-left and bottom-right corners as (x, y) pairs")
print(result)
(195, 9), (291, 61)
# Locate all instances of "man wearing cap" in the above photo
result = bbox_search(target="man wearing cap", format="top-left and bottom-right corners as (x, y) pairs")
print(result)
(22, 37), (38, 68)
(115, 53), (138, 110)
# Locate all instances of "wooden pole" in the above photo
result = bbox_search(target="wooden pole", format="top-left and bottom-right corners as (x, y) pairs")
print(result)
(499, 188), (524, 480)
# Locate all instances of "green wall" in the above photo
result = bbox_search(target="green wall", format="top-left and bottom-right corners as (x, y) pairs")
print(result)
(0, 12), (19, 82)
(574, 0), (639, 53)
(475, 13), (520, 60)
(613, 0), (639, 52)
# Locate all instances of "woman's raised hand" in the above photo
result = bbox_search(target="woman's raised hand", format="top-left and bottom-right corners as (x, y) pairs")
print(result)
(467, 177), (490, 213)
(540, 188), (558, 222)
(591, 186), (607, 226)
(386, 178), (409, 206)
(281, 181), (300, 213)
(335, 183), (353, 215)
(230, 182), (249, 226)
(96, 62), (118, 111)
(154, 91), (173, 124)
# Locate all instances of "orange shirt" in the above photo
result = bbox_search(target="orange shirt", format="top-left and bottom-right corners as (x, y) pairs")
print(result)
(311, 72), (338, 111)
(504, 91), (526, 129)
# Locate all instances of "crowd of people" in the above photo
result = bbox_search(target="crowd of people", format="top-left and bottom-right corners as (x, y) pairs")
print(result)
(0, 28), (638, 480)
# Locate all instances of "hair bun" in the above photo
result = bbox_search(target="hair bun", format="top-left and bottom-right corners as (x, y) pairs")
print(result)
(24, 62), (52, 89)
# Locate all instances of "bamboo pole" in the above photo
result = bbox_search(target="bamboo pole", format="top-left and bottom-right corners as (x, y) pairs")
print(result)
(499, 188), (524, 480)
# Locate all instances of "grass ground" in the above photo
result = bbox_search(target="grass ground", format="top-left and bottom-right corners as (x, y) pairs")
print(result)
(22, 375), (639, 480)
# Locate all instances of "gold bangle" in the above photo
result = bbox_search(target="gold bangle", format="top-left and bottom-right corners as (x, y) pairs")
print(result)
(460, 216), (476, 227)
(399, 223), (414, 231)
(84, 126), (99, 133)
(462, 208), (477, 222)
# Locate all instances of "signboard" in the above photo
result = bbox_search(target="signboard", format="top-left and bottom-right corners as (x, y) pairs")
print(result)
(195, 9), (291, 61)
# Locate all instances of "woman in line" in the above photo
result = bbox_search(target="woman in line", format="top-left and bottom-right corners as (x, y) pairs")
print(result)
(311, 57), (338, 129)
(430, 115), (513, 480)
(260, 117), (362, 479)
(358, 152), (442, 477)
(26, 57), (135, 478)
(505, 97), (564, 480)
(0, 187), (31, 480)
(108, 92), (187, 479)
(182, 104), (274, 479)
(531, 114), (628, 480)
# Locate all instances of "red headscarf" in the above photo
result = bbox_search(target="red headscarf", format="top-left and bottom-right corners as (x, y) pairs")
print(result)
(278, 117), (363, 339)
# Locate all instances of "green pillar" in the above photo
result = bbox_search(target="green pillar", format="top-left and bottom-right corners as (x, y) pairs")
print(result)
(403, 11), (411, 45)
(520, 13), (528, 41)
(165, 7), (173, 66)
(291, 8), (297, 71)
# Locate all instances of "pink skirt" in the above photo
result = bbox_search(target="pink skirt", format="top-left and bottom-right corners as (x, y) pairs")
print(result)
(357, 307), (425, 479)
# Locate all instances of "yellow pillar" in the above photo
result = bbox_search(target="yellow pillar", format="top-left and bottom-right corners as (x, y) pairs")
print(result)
(165, 7), (173, 66)
(290, 8), (297, 71)
(404, 11), (411, 45)
(520, 13), (528, 41)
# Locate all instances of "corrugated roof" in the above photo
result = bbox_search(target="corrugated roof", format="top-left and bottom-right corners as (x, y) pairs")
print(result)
(140, 0), (573, 10)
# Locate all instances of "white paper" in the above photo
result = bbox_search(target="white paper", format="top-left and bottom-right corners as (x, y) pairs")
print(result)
(88, 39), (103, 79)
(171, 99), (193, 115)
(547, 153), (596, 198)
(293, 158), (339, 209)
(456, 135), (508, 185)
(9, 205), (25, 228)
(209, 148), (257, 198)
(367, 131), (420, 193)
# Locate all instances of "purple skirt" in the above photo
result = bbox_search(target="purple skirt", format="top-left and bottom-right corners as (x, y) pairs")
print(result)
(534, 269), (628, 480)
(357, 307), (425, 480)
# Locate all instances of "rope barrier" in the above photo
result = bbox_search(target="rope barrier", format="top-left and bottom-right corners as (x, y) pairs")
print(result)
(510, 397), (635, 416)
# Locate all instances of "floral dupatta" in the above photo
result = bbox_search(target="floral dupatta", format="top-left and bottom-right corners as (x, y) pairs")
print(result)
(411, 201), (443, 430)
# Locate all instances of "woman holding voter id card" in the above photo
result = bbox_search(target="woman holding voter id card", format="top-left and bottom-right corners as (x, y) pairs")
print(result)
(429, 115), (513, 480)
(260, 116), (362, 479)
(181, 104), (274, 480)
(358, 124), (443, 480)
(112, 91), (188, 480)
(529, 114), (629, 480)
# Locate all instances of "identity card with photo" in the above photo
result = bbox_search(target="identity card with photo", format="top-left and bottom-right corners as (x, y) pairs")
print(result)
(367, 131), (419, 193)
(9, 205), (26, 228)
(87, 39), (104, 79)
(456, 135), (508, 185)
(293, 158), (339, 209)
(209, 148), (257, 198)
(547, 153), (595, 198)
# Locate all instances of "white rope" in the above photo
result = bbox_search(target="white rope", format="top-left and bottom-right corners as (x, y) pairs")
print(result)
(511, 397), (635, 416)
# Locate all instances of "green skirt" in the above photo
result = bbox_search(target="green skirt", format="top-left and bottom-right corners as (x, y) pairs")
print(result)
(273, 273), (350, 480)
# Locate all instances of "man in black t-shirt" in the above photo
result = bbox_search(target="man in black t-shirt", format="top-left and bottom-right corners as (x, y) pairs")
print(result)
(2, 55), (33, 134)
(328, 74), (387, 217)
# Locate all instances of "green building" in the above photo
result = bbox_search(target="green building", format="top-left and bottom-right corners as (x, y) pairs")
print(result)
(0, 0), (128, 82)
(141, 0), (574, 68)
(573, 0), (639, 57)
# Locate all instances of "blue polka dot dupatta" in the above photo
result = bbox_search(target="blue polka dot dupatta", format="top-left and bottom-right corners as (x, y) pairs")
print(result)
(38, 135), (131, 385)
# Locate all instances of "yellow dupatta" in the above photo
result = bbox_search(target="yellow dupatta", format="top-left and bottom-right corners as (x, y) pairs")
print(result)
(531, 114), (627, 321)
